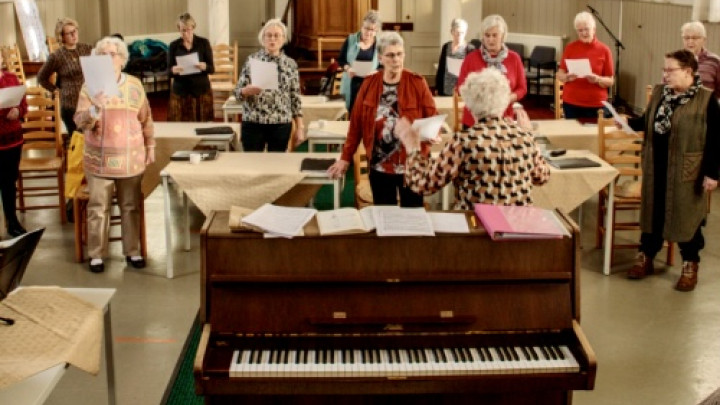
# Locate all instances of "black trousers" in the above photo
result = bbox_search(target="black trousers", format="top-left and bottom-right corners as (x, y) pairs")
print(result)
(0, 145), (22, 225)
(369, 169), (424, 208)
(241, 122), (291, 152)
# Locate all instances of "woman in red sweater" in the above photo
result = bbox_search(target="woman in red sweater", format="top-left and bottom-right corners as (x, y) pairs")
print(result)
(0, 52), (28, 237)
(557, 11), (614, 120)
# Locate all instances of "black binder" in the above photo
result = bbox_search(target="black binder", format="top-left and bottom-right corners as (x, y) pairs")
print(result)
(170, 150), (219, 161)
(549, 158), (601, 169)
(300, 158), (336, 172)
(194, 126), (235, 135)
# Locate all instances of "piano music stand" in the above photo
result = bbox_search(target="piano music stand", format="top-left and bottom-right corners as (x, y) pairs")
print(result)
(0, 228), (44, 302)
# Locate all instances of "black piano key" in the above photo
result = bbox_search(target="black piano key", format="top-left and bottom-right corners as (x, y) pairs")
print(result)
(408, 349), (416, 364)
(439, 348), (448, 363)
(281, 349), (289, 364)
(362, 349), (368, 364)
(540, 346), (552, 360)
(328, 349), (335, 363)
(456, 347), (467, 362)
(462, 347), (472, 362)
(393, 348), (401, 364)
(269, 350), (277, 364)
(521, 346), (533, 361)
(373, 349), (381, 364)
(496, 347), (506, 361)
(508, 346), (520, 361)
(349, 349), (355, 364)
(528, 346), (540, 361)
(483, 347), (494, 361)
(449, 348), (460, 362)
(418, 348), (428, 363)
(476, 347), (486, 362)
(551, 345), (565, 360)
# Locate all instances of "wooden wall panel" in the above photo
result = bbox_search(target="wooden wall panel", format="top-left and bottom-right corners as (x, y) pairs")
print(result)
(106, 0), (185, 36)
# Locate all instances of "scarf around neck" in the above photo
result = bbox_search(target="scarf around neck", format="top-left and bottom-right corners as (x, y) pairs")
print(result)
(480, 44), (508, 74)
(653, 74), (702, 135)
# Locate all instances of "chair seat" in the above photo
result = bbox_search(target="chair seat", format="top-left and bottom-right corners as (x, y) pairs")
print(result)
(356, 180), (373, 208)
(19, 157), (63, 171)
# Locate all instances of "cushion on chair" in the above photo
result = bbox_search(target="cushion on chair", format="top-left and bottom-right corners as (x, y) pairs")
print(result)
(615, 180), (641, 198)
(355, 180), (373, 208)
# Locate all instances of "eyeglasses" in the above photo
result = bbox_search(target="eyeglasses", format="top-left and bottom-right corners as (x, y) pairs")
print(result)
(682, 36), (702, 41)
(662, 67), (683, 74)
(361, 25), (378, 32)
(180, 28), (194, 33)
(97, 51), (119, 58)
(62, 28), (77, 37)
(264, 33), (284, 39)
(382, 51), (404, 59)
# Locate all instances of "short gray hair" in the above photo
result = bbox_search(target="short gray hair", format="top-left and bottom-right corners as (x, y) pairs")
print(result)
(574, 11), (596, 30)
(480, 15), (507, 42)
(377, 31), (404, 55)
(93, 36), (129, 68)
(363, 10), (381, 26)
(451, 18), (468, 33)
(459, 68), (510, 119)
(258, 18), (288, 46)
(681, 21), (706, 38)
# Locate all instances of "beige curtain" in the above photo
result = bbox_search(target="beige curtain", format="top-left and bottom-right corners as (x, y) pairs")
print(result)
(692, 0), (720, 22)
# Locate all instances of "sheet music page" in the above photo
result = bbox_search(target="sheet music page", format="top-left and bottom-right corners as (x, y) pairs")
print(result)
(412, 114), (447, 141)
(372, 206), (435, 237)
(428, 212), (470, 233)
(601, 101), (636, 134)
(249, 58), (279, 90)
(241, 203), (317, 238)
(316, 208), (374, 235)
(565, 58), (592, 77)
(176, 52), (201, 75)
(351, 60), (375, 77)
(0, 85), (26, 109)
(80, 55), (119, 97)
(446, 57), (463, 76)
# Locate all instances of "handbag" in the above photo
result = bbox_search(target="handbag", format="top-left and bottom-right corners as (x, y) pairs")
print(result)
(65, 131), (86, 198)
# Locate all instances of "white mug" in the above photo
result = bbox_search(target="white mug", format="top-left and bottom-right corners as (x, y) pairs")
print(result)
(189, 153), (202, 164)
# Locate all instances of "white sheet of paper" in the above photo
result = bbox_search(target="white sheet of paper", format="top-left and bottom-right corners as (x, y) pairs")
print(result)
(241, 203), (317, 238)
(176, 52), (201, 75)
(565, 59), (592, 78)
(446, 57), (463, 76)
(428, 212), (470, 233)
(351, 60), (375, 78)
(412, 114), (447, 141)
(249, 58), (279, 90)
(601, 101), (637, 134)
(0, 85), (26, 108)
(372, 206), (435, 237)
(80, 55), (119, 98)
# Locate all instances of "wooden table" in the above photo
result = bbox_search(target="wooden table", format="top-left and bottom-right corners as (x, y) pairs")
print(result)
(533, 119), (601, 153)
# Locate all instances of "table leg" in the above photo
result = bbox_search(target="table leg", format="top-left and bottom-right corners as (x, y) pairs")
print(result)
(104, 304), (116, 405)
(162, 172), (174, 279)
(602, 182), (615, 276)
(309, 140), (316, 153)
(442, 185), (450, 210)
(334, 178), (340, 209)
(183, 192), (190, 251)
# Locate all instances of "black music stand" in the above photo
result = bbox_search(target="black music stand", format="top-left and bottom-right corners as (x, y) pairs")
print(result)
(0, 228), (45, 301)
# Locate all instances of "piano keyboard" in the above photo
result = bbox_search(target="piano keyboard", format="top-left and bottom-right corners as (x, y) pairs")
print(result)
(229, 345), (579, 378)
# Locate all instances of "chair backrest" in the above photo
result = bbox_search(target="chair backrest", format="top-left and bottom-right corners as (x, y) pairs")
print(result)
(645, 84), (653, 109)
(505, 42), (525, 59)
(209, 41), (238, 86)
(453, 88), (463, 132)
(47, 36), (60, 53)
(21, 89), (62, 157)
(597, 110), (643, 180)
(528, 46), (556, 69)
(0, 44), (26, 84)
(331, 70), (343, 96)
(554, 78), (564, 119)
(0, 228), (45, 301)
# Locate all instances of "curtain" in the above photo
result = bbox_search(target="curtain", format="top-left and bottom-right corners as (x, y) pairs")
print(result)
(692, 0), (720, 22)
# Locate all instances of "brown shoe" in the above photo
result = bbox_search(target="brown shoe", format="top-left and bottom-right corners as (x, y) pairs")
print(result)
(627, 252), (654, 279)
(675, 261), (699, 292)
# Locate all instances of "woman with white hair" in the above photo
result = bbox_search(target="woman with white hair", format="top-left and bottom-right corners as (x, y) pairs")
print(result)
(167, 12), (215, 121)
(74, 36), (155, 273)
(434, 18), (479, 96)
(456, 14), (527, 127)
(681, 21), (720, 99)
(327, 31), (438, 207)
(397, 68), (550, 209)
(234, 19), (304, 151)
(338, 10), (381, 113)
(557, 11), (614, 120)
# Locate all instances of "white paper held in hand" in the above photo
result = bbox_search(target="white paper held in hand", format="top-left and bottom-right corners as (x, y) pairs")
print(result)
(565, 58), (592, 78)
(446, 57), (463, 76)
(351, 60), (375, 77)
(412, 114), (447, 141)
(601, 101), (636, 134)
(176, 52), (201, 75)
(80, 55), (120, 98)
(0, 85), (26, 109)
(249, 58), (279, 90)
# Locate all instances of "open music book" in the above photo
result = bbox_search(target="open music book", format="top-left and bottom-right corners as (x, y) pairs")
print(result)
(474, 204), (569, 241)
(241, 203), (317, 238)
(316, 206), (435, 237)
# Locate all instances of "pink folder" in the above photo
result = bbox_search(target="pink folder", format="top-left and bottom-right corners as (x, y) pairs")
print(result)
(473, 204), (568, 241)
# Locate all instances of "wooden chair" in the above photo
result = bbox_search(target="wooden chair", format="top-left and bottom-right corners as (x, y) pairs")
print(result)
(0, 44), (26, 84)
(596, 111), (673, 271)
(209, 41), (238, 120)
(525, 45), (556, 96)
(17, 89), (66, 224)
(353, 145), (373, 208)
(331, 70), (343, 96)
(453, 88), (463, 132)
(72, 185), (147, 263)
(46, 36), (59, 53)
(554, 77), (564, 119)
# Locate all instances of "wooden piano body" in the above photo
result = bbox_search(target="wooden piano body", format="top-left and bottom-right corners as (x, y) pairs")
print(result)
(195, 210), (596, 404)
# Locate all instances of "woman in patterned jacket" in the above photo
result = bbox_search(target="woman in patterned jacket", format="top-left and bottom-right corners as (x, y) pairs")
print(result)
(234, 19), (304, 152)
(397, 68), (550, 210)
(74, 36), (155, 273)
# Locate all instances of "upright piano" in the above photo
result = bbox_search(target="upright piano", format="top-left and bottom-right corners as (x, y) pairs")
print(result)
(195, 210), (596, 404)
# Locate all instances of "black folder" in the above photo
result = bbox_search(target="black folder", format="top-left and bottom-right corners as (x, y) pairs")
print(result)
(549, 157), (601, 169)
(300, 158), (336, 172)
(194, 126), (234, 135)
(170, 150), (218, 161)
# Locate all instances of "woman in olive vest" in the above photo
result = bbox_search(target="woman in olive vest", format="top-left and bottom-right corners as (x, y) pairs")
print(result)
(626, 49), (720, 291)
